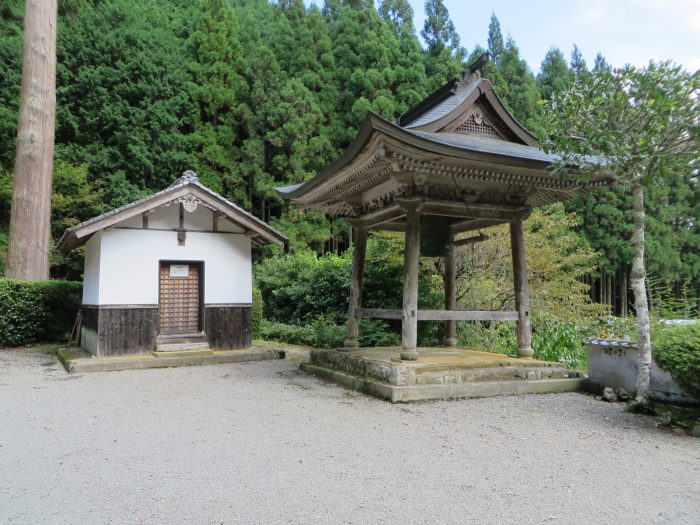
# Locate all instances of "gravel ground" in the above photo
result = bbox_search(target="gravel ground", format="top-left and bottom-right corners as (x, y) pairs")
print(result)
(1, 349), (699, 525)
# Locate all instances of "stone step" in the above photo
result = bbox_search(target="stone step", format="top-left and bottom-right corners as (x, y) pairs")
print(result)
(152, 348), (214, 357)
(156, 333), (207, 345)
(415, 366), (580, 385)
(301, 363), (587, 403)
(155, 341), (210, 353)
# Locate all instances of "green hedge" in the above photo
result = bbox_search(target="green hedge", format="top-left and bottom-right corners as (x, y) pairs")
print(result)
(0, 279), (82, 347)
(653, 322), (700, 400)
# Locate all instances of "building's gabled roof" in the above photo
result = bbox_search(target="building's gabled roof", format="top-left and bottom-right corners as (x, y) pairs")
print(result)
(276, 54), (610, 215)
(396, 53), (538, 146)
(57, 171), (288, 253)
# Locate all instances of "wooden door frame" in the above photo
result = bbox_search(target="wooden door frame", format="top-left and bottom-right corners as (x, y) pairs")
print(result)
(158, 260), (205, 334)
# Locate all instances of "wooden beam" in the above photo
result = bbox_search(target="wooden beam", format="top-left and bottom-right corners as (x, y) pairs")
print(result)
(212, 211), (223, 232)
(419, 199), (531, 221)
(510, 216), (533, 358)
(350, 203), (405, 229)
(359, 308), (403, 320)
(453, 233), (489, 247)
(444, 241), (457, 346)
(451, 218), (504, 233)
(373, 220), (405, 232)
(358, 308), (519, 321)
(417, 310), (518, 321)
(401, 204), (420, 359)
(344, 226), (368, 348)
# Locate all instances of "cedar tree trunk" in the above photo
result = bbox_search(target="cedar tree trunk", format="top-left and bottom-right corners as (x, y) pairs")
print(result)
(630, 181), (652, 401)
(5, 0), (58, 280)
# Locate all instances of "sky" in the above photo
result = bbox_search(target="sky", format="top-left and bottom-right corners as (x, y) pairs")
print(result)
(309, 1), (700, 73)
(409, 0), (700, 73)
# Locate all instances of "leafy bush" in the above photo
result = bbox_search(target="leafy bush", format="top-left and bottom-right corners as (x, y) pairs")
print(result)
(254, 232), (443, 340)
(532, 317), (587, 370)
(252, 287), (263, 338)
(258, 316), (400, 349)
(358, 319), (400, 347)
(0, 279), (82, 347)
(458, 321), (517, 356)
(258, 315), (345, 349)
(254, 251), (350, 324)
(653, 322), (700, 400)
(457, 313), (588, 370)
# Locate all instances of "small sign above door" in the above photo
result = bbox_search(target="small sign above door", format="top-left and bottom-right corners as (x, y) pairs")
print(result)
(170, 264), (189, 277)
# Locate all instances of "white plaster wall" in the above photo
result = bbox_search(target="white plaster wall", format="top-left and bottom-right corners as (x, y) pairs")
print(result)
(117, 215), (143, 228)
(219, 218), (244, 233)
(148, 205), (179, 229)
(184, 206), (212, 231)
(96, 228), (252, 305)
(82, 232), (102, 304)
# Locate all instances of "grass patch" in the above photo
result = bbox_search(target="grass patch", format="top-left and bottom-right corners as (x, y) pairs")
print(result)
(0, 343), (60, 354)
(654, 403), (700, 437)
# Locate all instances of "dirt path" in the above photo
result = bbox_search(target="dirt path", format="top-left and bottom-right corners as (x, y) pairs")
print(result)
(1, 350), (698, 524)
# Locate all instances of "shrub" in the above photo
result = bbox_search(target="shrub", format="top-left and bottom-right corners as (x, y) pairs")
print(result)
(358, 319), (400, 347)
(457, 313), (588, 370)
(252, 287), (263, 338)
(653, 322), (700, 400)
(258, 316), (399, 349)
(258, 315), (345, 349)
(532, 317), (587, 370)
(458, 320), (517, 356)
(0, 279), (82, 347)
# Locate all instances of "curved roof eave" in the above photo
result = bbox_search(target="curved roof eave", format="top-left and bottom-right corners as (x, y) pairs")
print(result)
(275, 112), (610, 201)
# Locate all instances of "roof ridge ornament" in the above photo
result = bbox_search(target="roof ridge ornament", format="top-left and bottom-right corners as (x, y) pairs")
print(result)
(452, 52), (489, 94)
(169, 169), (199, 188)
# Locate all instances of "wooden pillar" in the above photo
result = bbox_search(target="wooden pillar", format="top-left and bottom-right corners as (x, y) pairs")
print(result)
(344, 225), (367, 348)
(510, 216), (533, 358)
(443, 239), (457, 347)
(401, 205), (421, 360)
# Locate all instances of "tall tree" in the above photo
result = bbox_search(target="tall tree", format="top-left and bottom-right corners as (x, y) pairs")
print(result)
(570, 43), (587, 77)
(487, 12), (504, 65)
(0, 0), (23, 172)
(495, 37), (544, 137)
(55, 0), (194, 207)
(421, 0), (459, 51)
(537, 47), (571, 101)
(378, 0), (414, 36)
(546, 62), (700, 405)
(592, 52), (612, 73)
(421, 0), (463, 89)
(6, 0), (58, 279)
(187, 0), (246, 197)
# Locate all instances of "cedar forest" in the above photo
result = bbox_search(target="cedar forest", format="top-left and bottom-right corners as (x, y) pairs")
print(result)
(0, 0), (698, 354)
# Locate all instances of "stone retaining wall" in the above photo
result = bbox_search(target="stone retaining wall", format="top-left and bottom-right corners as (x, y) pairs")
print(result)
(585, 338), (696, 404)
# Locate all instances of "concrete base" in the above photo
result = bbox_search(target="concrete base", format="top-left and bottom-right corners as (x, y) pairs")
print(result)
(58, 346), (284, 373)
(302, 347), (585, 402)
(302, 363), (585, 403)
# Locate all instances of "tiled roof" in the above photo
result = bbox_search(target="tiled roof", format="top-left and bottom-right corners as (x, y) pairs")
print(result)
(403, 82), (480, 129)
(57, 170), (287, 250)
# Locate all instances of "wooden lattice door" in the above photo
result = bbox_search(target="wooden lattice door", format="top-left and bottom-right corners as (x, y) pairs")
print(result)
(159, 263), (201, 335)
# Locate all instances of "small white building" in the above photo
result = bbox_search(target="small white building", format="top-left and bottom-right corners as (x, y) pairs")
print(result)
(57, 171), (287, 356)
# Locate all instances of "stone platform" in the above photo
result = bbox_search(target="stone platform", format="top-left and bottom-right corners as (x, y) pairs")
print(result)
(301, 347), (585, 403)
(58, 346), (284, 373)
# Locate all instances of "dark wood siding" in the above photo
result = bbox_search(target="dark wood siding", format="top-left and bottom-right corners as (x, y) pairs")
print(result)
(204, 305), (252, 350)
(79, 306), (100, 355)
(81, 305), (158, 357)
